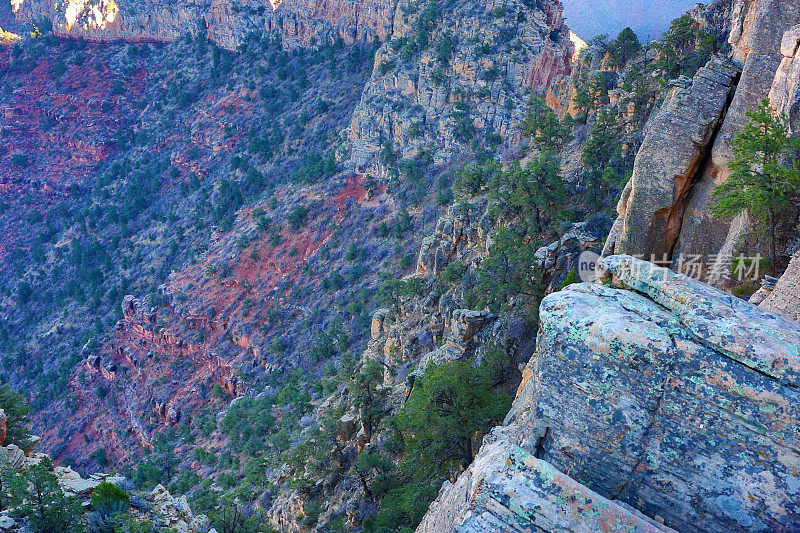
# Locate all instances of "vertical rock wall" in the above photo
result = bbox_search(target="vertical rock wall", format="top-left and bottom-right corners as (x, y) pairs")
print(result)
(609, 58), (740, 259)
(607, 0), (800, 275)
(672, 0), (800, 264)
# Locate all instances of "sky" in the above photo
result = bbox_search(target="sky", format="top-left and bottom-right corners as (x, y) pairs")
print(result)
(562, 0), (702, 42)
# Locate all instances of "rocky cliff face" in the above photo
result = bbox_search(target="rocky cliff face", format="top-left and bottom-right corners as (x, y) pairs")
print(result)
(769, 24), (800, 134)
(756, 251), (800, 322)
(12, 0), (398, 49)
(607, 0), (800, 275)
(420, 255), (800, 531)
(347, 0), (573, 178)
(608, 57), (740, 259)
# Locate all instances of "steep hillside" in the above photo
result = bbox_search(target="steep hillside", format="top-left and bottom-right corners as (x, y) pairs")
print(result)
(2, 0), (800, 531)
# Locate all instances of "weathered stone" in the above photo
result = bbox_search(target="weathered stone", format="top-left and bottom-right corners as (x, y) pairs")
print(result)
(0, 515), (15, 531)
(759, 251), (800, 322)
(535, 220), (607, 291)
(769, 24), (800, 134)
(416, 199), (489, 277)
(748, 275), (779, 305)
(349, 0), (572, 179)
(422, 255), (800, 532)
(674, 0), (800, 264)
(609, 57), (740, 258)
(0, 445), (25, 471)
(449, 309), (488, 346)
(418, 437), (673, 533)
(529, 256), (800, 531)
(370, 308), (390, 338)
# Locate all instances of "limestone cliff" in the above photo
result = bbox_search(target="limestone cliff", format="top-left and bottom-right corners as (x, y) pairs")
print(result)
(12, 0), (398, 49)
(419, 255), (800, 531)
(347, 0), (572, 178)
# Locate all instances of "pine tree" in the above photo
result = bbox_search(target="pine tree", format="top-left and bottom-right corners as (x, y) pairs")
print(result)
(13, 458), (84, 532)
(0, 384), (33, 449)
(396, 361), (510, 480)
(711, 98), (800, 272)
(0, 456), (25, 511)
(520, 96), (572, 152)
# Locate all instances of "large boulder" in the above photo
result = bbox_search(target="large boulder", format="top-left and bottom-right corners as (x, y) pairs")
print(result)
(419, 255), (800, 532)
(608, 57), (740, 259)
(418, 437), (673, 533)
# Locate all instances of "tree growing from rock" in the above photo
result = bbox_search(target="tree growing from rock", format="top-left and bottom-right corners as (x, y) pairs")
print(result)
(396, 361), (510, 480)
(606, 27), (642, 69)
(13, 458), (84, 532)
(520, 96), (572, 152)
(0, 457), (25, 511)
(711, 98), (800, 272)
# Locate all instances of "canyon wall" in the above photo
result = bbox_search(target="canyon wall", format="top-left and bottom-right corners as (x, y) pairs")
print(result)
(11, 0), (399, 49)
(419, 255), (800, 532)
(348, 0), (573, 178)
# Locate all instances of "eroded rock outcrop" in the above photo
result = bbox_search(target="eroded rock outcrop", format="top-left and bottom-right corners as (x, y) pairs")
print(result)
(759, 251), (800, 322)
(0, 441), (208, 532)
(607, 57), (740, 259)
(348, 0), (573, 178)
(418, 438), (673, 533)
(673, 0), (800, 265)
(607, 0), (800, 273)
(769, 24), (800, 134)
(419, 255), (800, 532)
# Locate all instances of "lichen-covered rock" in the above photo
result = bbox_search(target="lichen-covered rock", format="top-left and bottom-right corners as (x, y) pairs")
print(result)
(608, 57), (740, 258)
(417, 437), (673, 533)
(420, 255), (800, 532)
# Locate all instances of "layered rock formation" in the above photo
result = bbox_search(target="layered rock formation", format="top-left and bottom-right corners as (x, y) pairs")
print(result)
(348, 0), (573, 178)
(420, 255), (800, 531)
(12, 0), (398, 49)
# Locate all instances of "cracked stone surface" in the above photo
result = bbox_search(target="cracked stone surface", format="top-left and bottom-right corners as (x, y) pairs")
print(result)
(418, 255), (800, 532)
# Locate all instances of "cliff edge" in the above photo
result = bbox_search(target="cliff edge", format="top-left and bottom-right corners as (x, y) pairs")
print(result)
(419, 255), (800, 532)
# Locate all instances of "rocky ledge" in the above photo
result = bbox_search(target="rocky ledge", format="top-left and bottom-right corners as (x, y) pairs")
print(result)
(418, 255), (800, 532)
